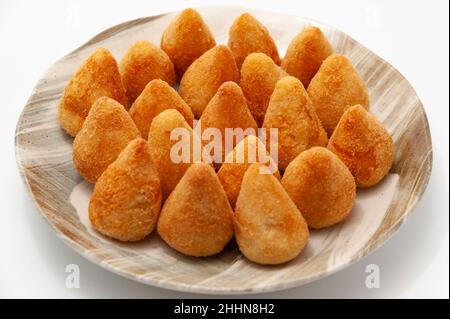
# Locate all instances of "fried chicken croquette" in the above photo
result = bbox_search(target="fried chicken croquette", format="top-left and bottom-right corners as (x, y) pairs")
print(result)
(148, 109), (209, 199)
(73, 97), (140, 183)
(58, 48), (127, 136)
(129, 79), (194, 138)
(89, 138), (162, 241)
(119, 40), (176, 103)
(199, 81), (258, 163)
(157, 163), (234, 257)
(217, 135), (280, 208)
(228, 13), (280, 69)
(262, 76), (328, 170)
(328, 105), (394, 188)
(234, 163), (309, 265)
(307, 54), (369, 135)
(239, 53), (288, 125)
(281, 26), (333, 87)
(282, 147), (356, 229)
(161, 8), (216, 77)
(179, 45), (239, 118)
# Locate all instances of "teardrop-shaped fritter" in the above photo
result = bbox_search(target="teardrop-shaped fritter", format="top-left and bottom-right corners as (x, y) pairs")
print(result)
(234, 163), (309, 265)
(328, 105), (394, 188)
(239, 52), (288, 126)
(157, 163), (234, 257)
(73, 96), (140, 183)
(217, 135), (280, 208)
(228, 13), (280, 69)
(262, 76), (328, 170)
(282, 147), (356, 229)
(119, 40), (176, 103)
(307, 54), (369, 135)
(129, 79), (194, 138)
(179, 45), (239, 118)
(281, 26), (333, 87)
(148, 109), (209, 199)
(161, 8), (216, 77)
(199, 81), (258, 163)
(58, 48), (127, 136)
(89, 138), (162, 241)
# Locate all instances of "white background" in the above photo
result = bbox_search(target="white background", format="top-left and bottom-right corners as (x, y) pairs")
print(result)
(0, 0), (448, 298)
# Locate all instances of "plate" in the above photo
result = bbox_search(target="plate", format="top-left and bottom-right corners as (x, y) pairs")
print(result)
(15, 6), (432, 294)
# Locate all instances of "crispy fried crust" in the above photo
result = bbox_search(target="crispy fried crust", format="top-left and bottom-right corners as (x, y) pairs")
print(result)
(179, 45), (239, 118)
(307, 54), (369, 136)
(282, 147), (356, 229)
(328, 105), (394, 187)
(161, 8), (216, 77)
(228, 13), (280, 69)
(281, 26), (333, 87)
(217, 135), (280, 208)
(148, 109), (208, 199)
(89, 138), (162, 241)
(263, 76), (328, 170)
(119, 40), (175, 103)
(129, 79), (194, 138)
(234, 163), (309, 265)
(157, 163), (234, 257)
(58, 48), (127, 136)
(199, 81), (258, 163)
(73, 97), (140, 183)
(239, 53), (288, 126)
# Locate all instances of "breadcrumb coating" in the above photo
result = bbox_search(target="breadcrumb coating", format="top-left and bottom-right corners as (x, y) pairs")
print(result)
(282, 147), (356, 229)
(148, 109), (209, 199)
(157, 163), (234, 257)
(281, 26), (333, 87)
(263, 76), (328, 170)
(179, 45), (239, 118)
(89, 138), (162, 241)
(239, 53), (288, 126)
(217, 135), (280, 208)
(328, 105), (394, 187)
(199, 81), (258, 163)
(120, 40), (175, 103)
(161, 8), (216, 77)
(307, 54), (369, 136)
(228, 13), (280, 69)
(129, 79), (194, 138)
(58, 48), (127, 136)
(234, 163), (309, 265)
(73, 96), (140, 183)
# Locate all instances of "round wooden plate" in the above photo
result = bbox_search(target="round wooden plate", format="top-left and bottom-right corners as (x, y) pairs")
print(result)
(15, 7), (432, 294)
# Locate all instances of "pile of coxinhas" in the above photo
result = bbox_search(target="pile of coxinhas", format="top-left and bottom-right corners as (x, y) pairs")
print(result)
(58, 8), (393, 265)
